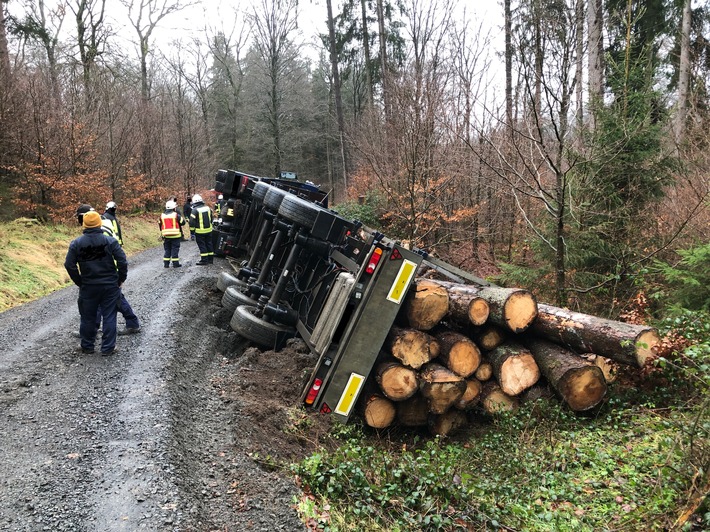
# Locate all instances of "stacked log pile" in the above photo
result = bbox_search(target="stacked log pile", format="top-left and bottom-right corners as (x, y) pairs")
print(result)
(360, 277), (661, 436)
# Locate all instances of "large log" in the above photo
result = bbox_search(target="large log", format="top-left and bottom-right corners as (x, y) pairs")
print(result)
(526, 337), (607, 411)
(531, 303), (660, 367)
(361, 394), (396, 429)
(386, 326), (440, 369)
(454, 378), (483, 410)
(396, 394), (430, 427)
(418, 363), (467, 414)
(435, 330), (481, 378)
(480, 382), (519, 415)
(487, 341), (540, 396)
(431, 280), (538, 333)
(375, 361), (419, 401)
(440, 283), (490, 326)
(403, 280), (449, 330)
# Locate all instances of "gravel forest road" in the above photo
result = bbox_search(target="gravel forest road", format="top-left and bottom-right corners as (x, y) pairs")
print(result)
(0, 244), (306, 532)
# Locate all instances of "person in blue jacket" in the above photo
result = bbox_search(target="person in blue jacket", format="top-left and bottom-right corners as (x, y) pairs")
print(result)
(65, 210), (128, 355)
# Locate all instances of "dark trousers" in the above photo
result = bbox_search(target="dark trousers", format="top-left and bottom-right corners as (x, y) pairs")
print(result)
(95, 290), (139, 330)
(163, 238), (181, 266)
(195, 232), (214, 262)
(79, 284), (120, 353)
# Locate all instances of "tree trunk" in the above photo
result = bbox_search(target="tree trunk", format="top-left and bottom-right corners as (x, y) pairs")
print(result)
(587, 0), (604, 128)
(418, 363), (466, 415)
(454, 378), (482, 410)
(487, 341), (540, 396)
(526, 337), (607, 411)
(375, 361), (419, 401)
(428, 409), (467, 437)
(325, 0), (348, 201)
(360, 0), (374, 106)
(403, 279), (449, 330)
(431, 280), (537, 333)
(435, 330), (481, 378)
(672, 0), (692, 149)
(361, 393), (396, 429)
(531, 303), (660, 367)
(386, 326), (440, 369)
(480, 382), (518, 415)
(439, 282), (490, 326)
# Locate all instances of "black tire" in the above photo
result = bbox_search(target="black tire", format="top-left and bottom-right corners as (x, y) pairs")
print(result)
(264, 187), (289, 211)
(277, 195), (324, 230)
(252, 181), (272, 203)
(230, 305), (296, 349)
(216, 271), (246, 292)
(222, 286), (258, 312)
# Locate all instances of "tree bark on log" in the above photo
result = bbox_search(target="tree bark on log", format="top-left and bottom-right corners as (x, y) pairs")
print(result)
(454, 378), (483, 410)
(375, 361), (419, 401)
(386, 326), (440, 369)
(403, 279), (449, 330)
(440, 283), (490, 326)
(431, 280), (538, 333)
(487, 341), (540, 396)
(419, 363), (466, 414)
(396, 394), (429, 427)
(435, 330), (481, 378)
(526, 337), (607, 411)
(480, 382), (519, 414)
(428, 409), (467, 437)
(361, 393), (396, 429)
(531, 303), (660, 367)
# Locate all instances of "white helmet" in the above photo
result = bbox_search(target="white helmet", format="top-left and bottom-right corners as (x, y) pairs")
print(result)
(192, 194), (203, 203)
(106, 201), (117, 210)
(165, 200), (177, 210)
(218, 194), (223, 200)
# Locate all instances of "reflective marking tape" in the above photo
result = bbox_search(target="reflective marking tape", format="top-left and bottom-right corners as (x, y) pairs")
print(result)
(334, 373), (365, 417)
(386, 259), (417, 304)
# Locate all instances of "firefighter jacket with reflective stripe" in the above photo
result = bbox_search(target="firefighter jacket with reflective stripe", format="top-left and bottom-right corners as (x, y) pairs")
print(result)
(102, 212), (122, 245)
(160, 210), (185, 238)
(189, 203), (213, 234)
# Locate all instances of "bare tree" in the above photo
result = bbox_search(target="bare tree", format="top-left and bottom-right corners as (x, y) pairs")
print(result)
(325, 0), (348, 201)
(672, 0), (691, 151)
(587, 0), (604, 123)
(121, 0), (194, 102)
(247, 0), (300, 178)
(69, 0), (108, 103)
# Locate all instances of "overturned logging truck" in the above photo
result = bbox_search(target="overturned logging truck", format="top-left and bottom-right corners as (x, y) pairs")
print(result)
(212, 168), (661, 436)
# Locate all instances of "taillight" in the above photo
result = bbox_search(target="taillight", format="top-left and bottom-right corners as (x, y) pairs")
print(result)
(365, 247), (383, 274)
(305, 378), (322, 405)
(241, 175), (249, 188)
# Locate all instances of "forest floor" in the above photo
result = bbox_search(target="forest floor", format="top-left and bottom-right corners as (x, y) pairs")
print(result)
(0, 244), (326, 531)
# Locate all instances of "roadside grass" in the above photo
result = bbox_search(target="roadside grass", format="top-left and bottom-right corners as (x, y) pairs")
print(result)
(0, 215), (161, 312)
(293, 313), (710, 531)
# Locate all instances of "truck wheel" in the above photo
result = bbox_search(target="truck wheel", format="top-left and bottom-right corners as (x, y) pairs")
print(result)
(277, 195), (323, 230)
(264, 187), (289, 211)
(230, 305), (296, 349)
(216, 271), (245, 292)
(222, 286), (258, 312)
(252, 181), (272, 203)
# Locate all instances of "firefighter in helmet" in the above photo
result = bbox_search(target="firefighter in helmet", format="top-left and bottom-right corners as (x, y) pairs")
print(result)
(189, 194), (214, 265)
(159, 199), (186, 268)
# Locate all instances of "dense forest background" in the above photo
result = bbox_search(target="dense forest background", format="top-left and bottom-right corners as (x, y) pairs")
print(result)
(0, 0), (707, 315)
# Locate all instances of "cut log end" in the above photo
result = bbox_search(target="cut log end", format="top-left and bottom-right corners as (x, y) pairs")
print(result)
(468, 298), (490, 326)
(560, 367), (607, 411)
(504, 291), (538, 333)
(498, 353), (540, 396)
(635, 329), (661, 367)
(362, 394), (396, 429)
(474, 362), (493, 381)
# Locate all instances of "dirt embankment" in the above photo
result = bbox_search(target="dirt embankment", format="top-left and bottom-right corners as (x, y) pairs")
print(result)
(0, 244), (324, 531)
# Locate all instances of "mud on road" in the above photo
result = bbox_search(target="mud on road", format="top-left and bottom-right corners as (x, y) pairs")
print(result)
(0, 244), (327, 531)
